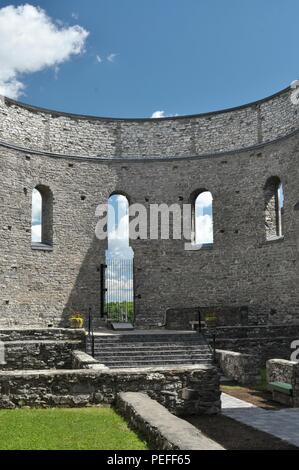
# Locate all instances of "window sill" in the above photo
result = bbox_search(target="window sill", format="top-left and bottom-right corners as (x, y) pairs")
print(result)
(264, 235), (285, 245)
(31, 243), (53, 252)
(186, 243), (214, 251)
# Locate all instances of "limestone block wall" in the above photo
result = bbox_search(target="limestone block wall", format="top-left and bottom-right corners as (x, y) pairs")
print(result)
(267, 359), (299, 407)
(267, 359), (297, 385)
(0, 340), (81, 370)
(206, 325), (299, 365)
(0, 88), (298, 328)
(216, 349), (260, 385)
(0, 88), (298, 158)
(0, 365), (221, 415)
(0, 328), (86, 370)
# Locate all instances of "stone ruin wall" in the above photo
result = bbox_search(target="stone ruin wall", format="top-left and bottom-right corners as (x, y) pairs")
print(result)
(0, 88), (298, 328)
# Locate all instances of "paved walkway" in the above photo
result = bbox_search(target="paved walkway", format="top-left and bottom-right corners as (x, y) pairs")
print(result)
(117, 392), (224, 450)
(222, 393), (299, 448)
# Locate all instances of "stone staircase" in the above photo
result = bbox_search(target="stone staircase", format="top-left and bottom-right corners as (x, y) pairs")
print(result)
(86, 331), (213, 369)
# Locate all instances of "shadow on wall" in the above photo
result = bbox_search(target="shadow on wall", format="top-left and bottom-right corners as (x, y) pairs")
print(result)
(295, 202), (299, 252)
(60, 236), (106, 327)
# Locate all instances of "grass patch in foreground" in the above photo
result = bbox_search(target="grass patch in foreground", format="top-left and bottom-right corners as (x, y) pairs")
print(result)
(0, 407), (148, 450)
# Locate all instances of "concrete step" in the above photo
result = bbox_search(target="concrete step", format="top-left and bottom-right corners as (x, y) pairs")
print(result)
(104, 359), (213, 368)
(92, 334), (204, 343)
(93, 353), (212, 360)
(92, 339), (206, 346)
(92, 347), (211, 356)
(89, 345), (211, 352)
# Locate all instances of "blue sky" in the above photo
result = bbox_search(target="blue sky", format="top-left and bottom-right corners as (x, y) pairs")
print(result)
(0, 0), (299, 118)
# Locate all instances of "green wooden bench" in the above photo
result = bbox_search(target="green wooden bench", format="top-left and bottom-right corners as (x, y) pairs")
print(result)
(268, 381), (293, 396)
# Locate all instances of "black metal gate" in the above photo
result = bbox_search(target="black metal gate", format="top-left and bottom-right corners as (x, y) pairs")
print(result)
(101, 258), (134, 323)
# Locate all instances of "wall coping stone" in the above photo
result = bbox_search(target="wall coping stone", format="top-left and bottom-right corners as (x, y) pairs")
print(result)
(0, 363), (215, 378)
(4, 340), (82, 345)
(72, 350), (109, 370)
(1, 86), (291, 122)
(116, 392), (224, 450)
(216, 349), (260, 385)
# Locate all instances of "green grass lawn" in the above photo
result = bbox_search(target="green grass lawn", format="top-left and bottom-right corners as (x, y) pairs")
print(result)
(0, 407), (148, 450)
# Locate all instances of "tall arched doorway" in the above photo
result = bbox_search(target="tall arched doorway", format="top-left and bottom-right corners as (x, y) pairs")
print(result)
(104, 194), (134, 324)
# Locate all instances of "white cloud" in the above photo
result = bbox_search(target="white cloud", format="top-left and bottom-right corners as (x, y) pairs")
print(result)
(71, 12), (79, 20)
(32, 224), (42, 243)
(195, 214), (213, 244)
(96, 55), (103, 64)
(108, 213), (133, 259)
(195, 191), (213, 211)
(151, 110), (166, 118)
(31, 188), (42, 242)
(195, 192), (214, 244)
(107, 195), (133, 259)
(32, 188), (42, 226)
(151, 110), (179, 119)
(54, 66), (60, 80)
(0, 4), (89, 99)
(107, 53), (118, 63)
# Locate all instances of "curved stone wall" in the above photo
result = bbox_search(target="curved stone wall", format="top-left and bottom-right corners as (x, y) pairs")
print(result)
(0, 87), (298, 328)
(0, 87), (298, 159)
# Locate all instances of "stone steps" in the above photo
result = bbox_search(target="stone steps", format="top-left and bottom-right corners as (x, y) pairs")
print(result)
(101, 358), (213, 369)
(91, 340), (209, 350)
(92, 344), (211, 352)
(95, 353), (211, 360)
(87, 331), (213, 368)
(93, 346), (210, 354)
(93, 333), (204, 343)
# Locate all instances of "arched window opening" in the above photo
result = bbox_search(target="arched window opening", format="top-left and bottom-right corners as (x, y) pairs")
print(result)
(105, 194), (134, 323)
(31, 185), (53, 247)
(264, 177), (284, 240)
(192, 190), (214, 247)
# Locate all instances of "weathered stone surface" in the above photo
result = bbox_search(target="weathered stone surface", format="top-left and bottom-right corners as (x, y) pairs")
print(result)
(0, 365), (221, 415)
(116, 392), (224, 450)
(0, 328), (86, 342)
(216, 349), (259, 385)
(205, 325), (299, 366)
(267, 359), (299, 407)
(0, 340), (82, 370)
(0, 89), (298, 158)
(166, 307), (249, 330)
(72, 350), (109, 370)
(0, 329), (86, 370)
(267, 359), (298, 385)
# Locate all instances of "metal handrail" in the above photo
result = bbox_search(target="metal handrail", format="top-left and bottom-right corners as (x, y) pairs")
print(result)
(88, 308), (95, 358)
